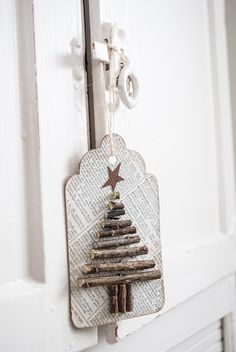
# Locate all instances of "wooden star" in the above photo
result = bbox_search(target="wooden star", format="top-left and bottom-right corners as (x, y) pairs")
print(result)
(102, 162), (124, 191)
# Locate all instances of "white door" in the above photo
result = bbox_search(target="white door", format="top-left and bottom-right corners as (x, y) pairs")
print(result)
(0, 0), (97, 351)
(84, 0), (236, 351)
(0, 1), (235, 352)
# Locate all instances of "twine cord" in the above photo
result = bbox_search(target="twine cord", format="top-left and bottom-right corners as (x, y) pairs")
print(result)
(101, 23), (125, 158)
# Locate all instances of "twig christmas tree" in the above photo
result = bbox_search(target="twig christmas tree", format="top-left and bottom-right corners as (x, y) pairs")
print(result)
(78, 162), (161, 314)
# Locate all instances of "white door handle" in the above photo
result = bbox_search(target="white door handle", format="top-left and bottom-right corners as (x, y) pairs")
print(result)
(91, 22), (139, 110)
(117, 57), (139, 109)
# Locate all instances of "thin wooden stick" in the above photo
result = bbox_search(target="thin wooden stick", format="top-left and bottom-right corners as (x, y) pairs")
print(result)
(77, 269), (161, 288)
(108, 202), (124, 210)
(80, 259), (156, 274)
(97, 226), (136, 238)
(92, 235), (140, 249)
(126, 284), (133, 312)
(109, 284), (118, 314)
(111, 191), (120, 200)
(90, 245), (148, 259)
(118, 284), (126, 313)
(106, 209), (125, 219)
(102, 219), (132, 229)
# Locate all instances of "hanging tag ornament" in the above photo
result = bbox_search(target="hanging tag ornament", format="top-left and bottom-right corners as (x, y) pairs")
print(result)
(65, 25), (164, 328)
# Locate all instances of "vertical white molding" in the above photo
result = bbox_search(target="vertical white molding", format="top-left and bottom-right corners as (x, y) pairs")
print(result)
(207, 0), (236, 236)
(207, 1), (236, 350)
(15, 0), (45, 281)
(30, 0), (98, 350)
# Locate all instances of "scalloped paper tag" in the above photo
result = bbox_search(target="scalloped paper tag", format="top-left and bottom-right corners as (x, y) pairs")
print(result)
(65, 134), (165, 328)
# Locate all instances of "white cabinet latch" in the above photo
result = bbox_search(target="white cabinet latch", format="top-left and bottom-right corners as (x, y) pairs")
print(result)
(91, 24), (139, 110)
(70, 38), (84, 81)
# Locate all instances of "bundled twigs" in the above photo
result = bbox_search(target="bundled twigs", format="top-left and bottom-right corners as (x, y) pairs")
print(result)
(78, 190), (161, 314)
(97, 226), (136, 238)
(108, 202), (124, 210)
(118, 284), (126, 313)
(93, 235), (140, 249)
(78, 270), (161, 288)
(107, 209), (125, 219)
(80, 259), (155, 274)
(109, 284), (118, 314)
(90, 245), (148, 259)
(102, 219), (132, 228)
(126, 284), (133, 312)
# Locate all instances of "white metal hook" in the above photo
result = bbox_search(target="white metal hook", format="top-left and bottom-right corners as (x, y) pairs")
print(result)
(91, 23), (139, 110)
(117, 57), (139, 109)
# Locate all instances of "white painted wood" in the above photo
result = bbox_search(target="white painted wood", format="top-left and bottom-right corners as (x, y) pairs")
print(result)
(16, 0), (44, 282)
(224, 2), (236, 349)
(90, 0), (235, 245)
(87, 0), (236, 348)
(206, 343), (223, 352)
(0, 0), (28, 285)
(0, 0), (97, 351)
(115, 233), (235, 341)
(1, 0), (235, 351)
(223, 313), (235, 352)
(87, 276), (233, 352)
(186, 338), (222, 352)
(206, 0), (236, 235)
(167, 321), (222, 352)
(226, 1), (236, 196)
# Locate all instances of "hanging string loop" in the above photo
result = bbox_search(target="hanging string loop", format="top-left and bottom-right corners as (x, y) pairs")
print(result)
(101, 23), (119, 158)
(101, 23), (139, 158)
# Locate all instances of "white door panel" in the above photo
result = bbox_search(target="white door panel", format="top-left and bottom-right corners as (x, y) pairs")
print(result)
(87, 276), (233, 351)
(0, 0), (29, 284)
(87, 0), (236, 345)
(167, 320), (223, 352)
(0, 0), (97, 351)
